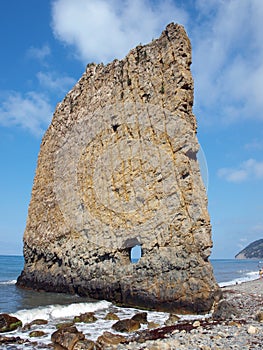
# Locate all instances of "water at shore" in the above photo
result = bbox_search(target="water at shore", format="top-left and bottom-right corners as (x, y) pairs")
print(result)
(0, 256), (261, 314)
(211, 258), (260, 287)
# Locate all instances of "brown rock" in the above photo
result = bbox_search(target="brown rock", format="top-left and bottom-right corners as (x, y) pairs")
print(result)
(97, 331), (127, 346)
(73, 339), (96, 349)
(112, 319), (140, 333)
(147, 321), (160, 329)
(51, 326), (85, 350)
(56, 321), (75, 329)
(212, 300), (239, 320)
(165, 314), (180, 326)
(0, 314), (22, 333)
(255, 311), (263, 322)
(29, 330), (46, 337)
(104, 312), (120, 321)
(73, 312), (97, 323)
(23, 318), (48, 330)
(17, 22), (220, 314)
(0, 335), (26, 345)
(131, 312), (148, 324)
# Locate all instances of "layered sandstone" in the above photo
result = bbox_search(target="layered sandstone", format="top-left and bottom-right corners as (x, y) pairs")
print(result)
(17, 23), (220, 313)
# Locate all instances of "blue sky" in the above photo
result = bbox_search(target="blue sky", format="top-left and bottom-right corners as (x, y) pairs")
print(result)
(1, 0), (263, 258)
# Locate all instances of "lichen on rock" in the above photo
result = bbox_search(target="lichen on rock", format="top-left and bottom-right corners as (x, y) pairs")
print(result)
(17, 23), (220, 313)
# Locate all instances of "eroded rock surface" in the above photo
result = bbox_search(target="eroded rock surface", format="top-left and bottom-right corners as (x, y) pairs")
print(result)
(17, 23), (220, 313)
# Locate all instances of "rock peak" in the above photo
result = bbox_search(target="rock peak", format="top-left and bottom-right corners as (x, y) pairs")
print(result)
(17, 23), (220, 313)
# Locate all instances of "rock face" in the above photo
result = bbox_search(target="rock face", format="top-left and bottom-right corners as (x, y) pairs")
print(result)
(235, 239), (263, 259)
(17, 23), (220, 313)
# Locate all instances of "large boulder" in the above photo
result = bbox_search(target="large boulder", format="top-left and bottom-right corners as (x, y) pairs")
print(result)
(17, 22), (220, 313)
(51, 325), (85, 350)
(212, 300), (240, 320)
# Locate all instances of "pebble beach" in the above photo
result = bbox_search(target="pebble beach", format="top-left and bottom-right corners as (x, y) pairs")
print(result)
(115, 279), (263, 350)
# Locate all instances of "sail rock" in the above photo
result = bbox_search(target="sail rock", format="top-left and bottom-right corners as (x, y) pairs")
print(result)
(17, 23), (220, 313)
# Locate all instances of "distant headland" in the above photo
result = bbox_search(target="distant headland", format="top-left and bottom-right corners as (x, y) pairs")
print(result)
(235, 239), (263, 259)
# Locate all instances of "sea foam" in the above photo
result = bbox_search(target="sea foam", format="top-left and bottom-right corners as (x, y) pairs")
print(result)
(12, 300), (111, 324)
(218, 270), (259, 287)
(0, 279), (17, 285)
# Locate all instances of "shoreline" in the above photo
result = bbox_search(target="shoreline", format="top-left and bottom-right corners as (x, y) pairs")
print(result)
(1, 278), (263, 349)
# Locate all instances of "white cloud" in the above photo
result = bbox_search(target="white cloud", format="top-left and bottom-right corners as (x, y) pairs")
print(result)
(244, 139), (263, 151)
(0, 92), (53, 136)
(51, 0), (188, 63)
(51, 0), (263, 125)
(27, 44), (51, 62)
(0, 61), (76, 136)
(191, 0), (263, 123)
(217, 168), (247, 183)
(37, 71), (75, 93)
(218, 158), (263, 182)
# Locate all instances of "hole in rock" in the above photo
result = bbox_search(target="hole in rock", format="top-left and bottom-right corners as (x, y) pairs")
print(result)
(112, 124), (120, 132)
(130, 245), (142, 263)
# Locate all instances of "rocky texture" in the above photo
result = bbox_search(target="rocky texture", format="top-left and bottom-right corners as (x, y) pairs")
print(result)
(17, 22), (220, 313)
(104, 312), (120, 321)
(212, 299), (240, 320)
(0, 314), (22, 333)
(23, 319), (48, 331)
(0, 336), (27, 347)
(97, 331), (127, 347)
(112, 319), (141, 333)
(235, 238), (263, 259)
(165, 313), (180, 325)
(131, 312), (148, 324)
(28, 330), (46, 338)
(51, 325), (85, 349)
(73, 312), (98, 324)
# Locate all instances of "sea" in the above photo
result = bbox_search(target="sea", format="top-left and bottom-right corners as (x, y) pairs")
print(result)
(0, 256), (261, 349)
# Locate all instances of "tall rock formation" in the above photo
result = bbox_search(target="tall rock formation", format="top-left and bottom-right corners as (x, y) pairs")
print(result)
(17, 23), (220, 313)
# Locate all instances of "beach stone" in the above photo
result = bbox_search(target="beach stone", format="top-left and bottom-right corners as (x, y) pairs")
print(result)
(73, 312), (97, 323)
(247, 325), (258, 334)
(17, 22), (220, 314)
(104, 312), (120, 321)
(112, 319), (141, 333)
(131, 312), (148, 324)
(255, 311), (263, 322)
(23, 318), (48, 330)
(148, 322), (160, 329)
(73, 339), (96, 350)
(29, 330), (46, 337)
(97, 331), (127, 346)
(51, 326), (85, 350)
(0, 313), (22, 333)
(192, 320), (201, 328)
(165, 314), (180, 326)
(212, 300), (239, 320)
(56, 322), (75, 329)
(0, 336), (25, 345)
